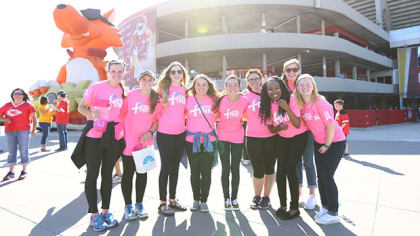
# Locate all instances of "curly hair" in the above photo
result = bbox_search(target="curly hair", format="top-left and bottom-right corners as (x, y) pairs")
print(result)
(258, 76), (290, 124)
(157, 61), (189, 104)
(245, 68), (263, 92)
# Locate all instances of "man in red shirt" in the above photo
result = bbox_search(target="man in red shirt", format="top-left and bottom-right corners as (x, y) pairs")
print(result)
(334, 99), (350, 157)
(53, 90), (69, 151)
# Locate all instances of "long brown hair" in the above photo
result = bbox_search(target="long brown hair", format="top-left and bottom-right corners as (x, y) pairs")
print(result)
(106, 59), (126, 99)
(137, 70), (159, 113)
(186, 74), (218, 102)
(212, 75), (241, 113)
(157, 61), (189, 104)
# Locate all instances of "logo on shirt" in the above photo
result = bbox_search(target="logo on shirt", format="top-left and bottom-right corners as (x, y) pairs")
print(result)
(109, 94), (123, 109)
(324, 111), (332, 121)
(224, 108), (240, 119)
(190, 104), (212, 117)
(7, 109), (22, 117)
(273, 112), (290, 125)
(248, 98), (260, 112)
(168, 91), (186, 106)
(132, 101), (150, 114)
(303, 112), (320, 121)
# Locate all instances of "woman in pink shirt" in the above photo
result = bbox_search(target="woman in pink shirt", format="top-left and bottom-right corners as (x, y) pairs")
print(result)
(120, 70), (161, 220)
(295, 74), (346, 225)
(156, 61), (189, 215)
(74, 60), (125, 231)
(243, 69), (277, 210)
(212, 75), (248, 210)
(259, 76), (308, 220)
(185, 74), (219, 213)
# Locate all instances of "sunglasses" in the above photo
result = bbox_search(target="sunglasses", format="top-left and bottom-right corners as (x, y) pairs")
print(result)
(247, 78), (261, 82)
(285, 68), (299, 73)
(170, 70), (183, 75)
(13, 92), (24, 95)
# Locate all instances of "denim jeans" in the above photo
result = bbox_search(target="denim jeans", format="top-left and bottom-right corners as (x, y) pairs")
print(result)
(57, 124), (68, 150)
(6, 130), (31, 166)
(296, 131), (317, 189)
(39, 122), (50, 145)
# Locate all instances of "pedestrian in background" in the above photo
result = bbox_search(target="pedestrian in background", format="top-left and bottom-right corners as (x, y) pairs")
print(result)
(334, 99), (350, 157)
(53, 90), (69, 151)
(38, 96), (54, 152)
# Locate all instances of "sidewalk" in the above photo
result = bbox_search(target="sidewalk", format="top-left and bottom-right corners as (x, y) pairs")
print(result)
(0, 123), (419, 236)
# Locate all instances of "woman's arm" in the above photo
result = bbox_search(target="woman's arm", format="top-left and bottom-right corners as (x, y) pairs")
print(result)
(319, 122), (334, 154)
(30, 112), (37, 136)
(278, 99), (300, 128)
(78, 98), (97, 119)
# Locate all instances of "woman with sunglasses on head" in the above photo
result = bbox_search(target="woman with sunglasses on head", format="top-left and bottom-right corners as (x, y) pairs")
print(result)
(212, 75), (248, 211)
(73, 60), (126, 231)
(295, 74), (346, 225)
(185, 74), (219, 213)
(38, 96), (54, 152)
(243, 69), (277, 210)
(120, 70), (162, 220)
(155, 61), (189, 215)
(282, 59), (318, 210)
(1, 89), (37, 181)
(259, 76), (308, 220)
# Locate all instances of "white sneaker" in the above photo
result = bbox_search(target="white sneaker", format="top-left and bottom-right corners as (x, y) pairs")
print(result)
(242, 160), (250, 165)
(304, 195), (317, 210)
(315, 213), (340, 225)
(112, 175), (122, 184)
(314, 207), (328, 220)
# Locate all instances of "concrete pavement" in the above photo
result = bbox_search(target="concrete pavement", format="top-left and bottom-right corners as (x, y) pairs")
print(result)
(0, 123), (419, 236)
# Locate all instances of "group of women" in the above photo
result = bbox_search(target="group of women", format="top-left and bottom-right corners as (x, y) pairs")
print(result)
(70, 58), (345, 231)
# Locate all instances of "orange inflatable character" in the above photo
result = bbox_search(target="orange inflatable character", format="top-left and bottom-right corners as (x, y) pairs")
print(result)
(53, 4), (123, 84)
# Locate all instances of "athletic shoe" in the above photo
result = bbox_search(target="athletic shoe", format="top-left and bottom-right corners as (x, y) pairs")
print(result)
(315, 207), (328, 220)
(55, 148), (65, 152)
(242, 160), (250, 165)
(250, 196), (261, 209)
(3, 171), (15, 181)
(191, 201), (200, 211)
(315, 213), (340, 225)
(112, 174), (122, 184)
(231, 199), (240, 211)
(276, 207), (288, 219)
(168, 199), (187, 211)
(304, 195), (317, 210)
(280, 210), (300, 220)
(224, 199), (232, 210)
(90, 214), (107, 232)
(158, 203), (175, 216)
(200, 202), (209, 213)
(102, 212), (118, 228)
(41, 148), (50, 152)
(18, 171), (27, 180)
(135, 202), (149, 219)
(124, 204), (138, 221)
(259, 196), (270, 209)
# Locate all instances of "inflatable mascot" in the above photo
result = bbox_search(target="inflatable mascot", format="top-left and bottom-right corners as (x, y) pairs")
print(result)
(29, 4), (122, 128)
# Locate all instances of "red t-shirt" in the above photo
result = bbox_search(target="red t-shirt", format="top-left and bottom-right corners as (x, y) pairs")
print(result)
(335, 110), (350, 135)
(55, 99), (70, 125)
(0, 101), (36, 132)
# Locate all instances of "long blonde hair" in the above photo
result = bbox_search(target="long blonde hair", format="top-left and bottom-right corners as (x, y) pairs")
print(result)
(295, 74), (322, 109)
(157, 61), (189, 104)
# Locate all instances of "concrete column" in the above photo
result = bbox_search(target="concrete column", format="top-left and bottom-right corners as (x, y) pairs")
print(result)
(321, 19), (325, 35)
(185, 19), (189, 38)
(375, 0), (383, 27)
(263, 53), (267, 75)
(272, 66), (275, 75)
(222, 15), (228, 35)
(322, 56), (327, 77)
(334, 59), (340, 77)
(262, 12), (266, 32)
(222, 55), (227, 79)
(298, 53), (302, 65)
(185, 58), (189, 70)
(296, 15), (301, 33)
(366, 69), (371, 82)
(352, 66), (357, 80)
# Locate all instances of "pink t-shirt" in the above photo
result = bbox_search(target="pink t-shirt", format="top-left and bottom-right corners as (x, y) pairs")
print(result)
(121, 90), (162, 156)
(243, 91), (275, 138)
(185, 95), (216, 143)
(301, 97), (346, 144)
(216, 96), (248, 143)
(271, 95), (307, 138)
(157, 85), (187, 135)
(287, 80), (295, 92)
(83, 81), (124, 139)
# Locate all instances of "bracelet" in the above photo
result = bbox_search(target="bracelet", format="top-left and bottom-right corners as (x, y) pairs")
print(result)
(323, 144), (330, 148)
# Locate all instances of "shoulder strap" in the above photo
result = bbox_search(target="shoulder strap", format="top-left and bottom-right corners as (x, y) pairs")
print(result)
(193, 95), (218, 139)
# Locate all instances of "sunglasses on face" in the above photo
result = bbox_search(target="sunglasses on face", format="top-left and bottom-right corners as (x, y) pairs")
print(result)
(13, 92), (24, 96)
(285, 68), (299, 73)
(247, 78), (261, 82)
(170, 70), (183, 75)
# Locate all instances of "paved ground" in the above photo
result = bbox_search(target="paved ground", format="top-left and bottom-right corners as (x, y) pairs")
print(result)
(0, 123), (419, 236)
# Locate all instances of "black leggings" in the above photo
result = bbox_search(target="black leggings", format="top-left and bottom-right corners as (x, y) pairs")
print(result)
(156, 132), (185, 201)
(121, 155), (147, 205)
(246, 136), (277, 178)
(276, 132), (308, 210)
(84, 137), (123, 213)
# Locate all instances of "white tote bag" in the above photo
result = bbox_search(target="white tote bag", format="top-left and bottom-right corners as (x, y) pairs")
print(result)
(132, 146), (157, 174)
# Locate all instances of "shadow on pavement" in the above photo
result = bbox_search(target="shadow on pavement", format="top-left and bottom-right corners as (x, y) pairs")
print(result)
(348, 141), (420, 155)
(225, 210), (257, 235)
(152, 214), (187, 235)
(343, 156), (404, 175)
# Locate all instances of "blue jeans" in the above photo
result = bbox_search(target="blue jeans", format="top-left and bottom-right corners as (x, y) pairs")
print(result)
(6, 130), (31, 166)
(57, 124), (68, 150)
(39, 122), (50, 145)
(296, 131), (317, 189)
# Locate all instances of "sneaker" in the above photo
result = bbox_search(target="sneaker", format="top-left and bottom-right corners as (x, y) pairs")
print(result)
(124, 204), (138, 221)
(41, 148), (50, 152)
(191, 201), (200, 211)
(315, 213), (340, 225)
(231, 199), (240, 211)
(18, 171), (27, 180)
(259, 196), (270, 209)
(250, 196), (261, 209)
(55, 148), (65, 152)
(90, 214), (107, 232)
(224, 199), (232, 210)
(242, 160), (250, 165)
(112, 174), (122, 184)
(304, 195), (317, 210)
(280, 210), (300, 220)
(3, 171), (15, 181)
(102, 212), (118, 228)
(315, 207), (328, 220)
(135, 202), (148, 219)
(200, 202), (209, 213)
(276, 207), (288, 218)
(168, 199), (187, 211)
(158, 203), (175, 216)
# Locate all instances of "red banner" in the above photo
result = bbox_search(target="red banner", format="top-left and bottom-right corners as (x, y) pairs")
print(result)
(346, 110), (376, 128)
(377, 109), (404, 125)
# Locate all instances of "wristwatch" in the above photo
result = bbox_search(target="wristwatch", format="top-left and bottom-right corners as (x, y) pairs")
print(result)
(322, 144), (330, 148)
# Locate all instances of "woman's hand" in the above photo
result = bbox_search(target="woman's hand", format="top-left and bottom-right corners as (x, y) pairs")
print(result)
(140, 131), (152, 142)
(3, 118), (11, 124)
(318, 145), (328, 154)
(278, 123), (288, 130)
(277, 99), (289, 111)
(89, 109), (101, 119)
(30, 130), (36, 136)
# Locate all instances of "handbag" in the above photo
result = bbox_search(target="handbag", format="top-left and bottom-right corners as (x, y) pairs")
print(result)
(132, 145), (157, 174)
